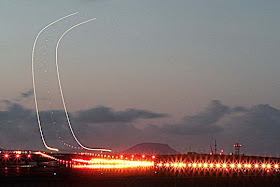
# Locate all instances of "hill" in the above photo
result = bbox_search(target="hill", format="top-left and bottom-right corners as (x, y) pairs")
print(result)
(122, 143), (180, 155)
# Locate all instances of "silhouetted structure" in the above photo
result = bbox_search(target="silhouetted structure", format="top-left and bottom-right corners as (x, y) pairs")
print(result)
(234, 143), (242, 155)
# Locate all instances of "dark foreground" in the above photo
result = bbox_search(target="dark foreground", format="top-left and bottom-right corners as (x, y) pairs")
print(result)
(1, 167), (280, 187)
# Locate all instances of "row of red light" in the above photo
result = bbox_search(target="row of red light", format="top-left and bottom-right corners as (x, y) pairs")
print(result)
(156, 162), (280, 170)
(27, 151), (280, 174)
(62, 141), (82, 149)
(57, 159), (72, 164)
(1, 154), (31, 159)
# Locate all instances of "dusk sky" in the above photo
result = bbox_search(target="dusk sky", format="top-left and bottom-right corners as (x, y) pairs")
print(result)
(1, 1), (280, 155)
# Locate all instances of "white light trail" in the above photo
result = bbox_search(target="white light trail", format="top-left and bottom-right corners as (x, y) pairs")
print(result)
(55, 19), (111, 152)
(31, 12), (79, 152)
(34, 151), (57, 160)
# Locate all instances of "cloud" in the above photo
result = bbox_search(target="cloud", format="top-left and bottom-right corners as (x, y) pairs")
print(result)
(20, 89), (33, 98)
(1, 99), (280, 156)
(161, 100), (240, 135)
(0, 89), (34, 104)
(0, 101), (168, 151)
(231, 106), (249, 113)
(74, 106), (168, 123)
(153, 102), (280, 155)
(219, 104), (280, 155)
(0, 101), (44, 150)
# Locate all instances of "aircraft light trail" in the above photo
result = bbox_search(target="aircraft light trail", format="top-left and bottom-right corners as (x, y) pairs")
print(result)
(55, 18), (111, 152)
(31, 12), (78, 152)
(32, 13), (111, 152)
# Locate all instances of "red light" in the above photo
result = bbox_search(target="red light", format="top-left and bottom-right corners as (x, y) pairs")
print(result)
(4, 154), (9, 158)
(16, 154), (20, 158)
(152, 155), (156, 159)
(27, 154), (31, 158)
(142, 155), (145, 158)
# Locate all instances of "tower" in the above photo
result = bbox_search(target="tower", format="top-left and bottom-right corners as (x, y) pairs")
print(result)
(214, 140), (217, 155)
(234, 143), (242, 156)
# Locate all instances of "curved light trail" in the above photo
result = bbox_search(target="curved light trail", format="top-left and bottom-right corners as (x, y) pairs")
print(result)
(31, 12), (79, 152)
(55, 19), (112, 152)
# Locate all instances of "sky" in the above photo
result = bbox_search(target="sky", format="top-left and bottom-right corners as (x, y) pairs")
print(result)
(1, 0), (280, 155)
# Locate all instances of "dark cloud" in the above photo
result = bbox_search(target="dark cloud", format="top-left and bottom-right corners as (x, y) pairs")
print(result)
(0, 101), (33, 122)
(161, 100), (233, 135)
(74, 106), (168, 123)
(20, 89), (33, 98)
(219, 104), (280, 156)
(0, 101), (168, 151)
(0, 101), (43, 150)
(0, 89), (34, 104)
(1, 99), (280, 156)
(156, 102), (280, 155)
(231, 106), (249, 113)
